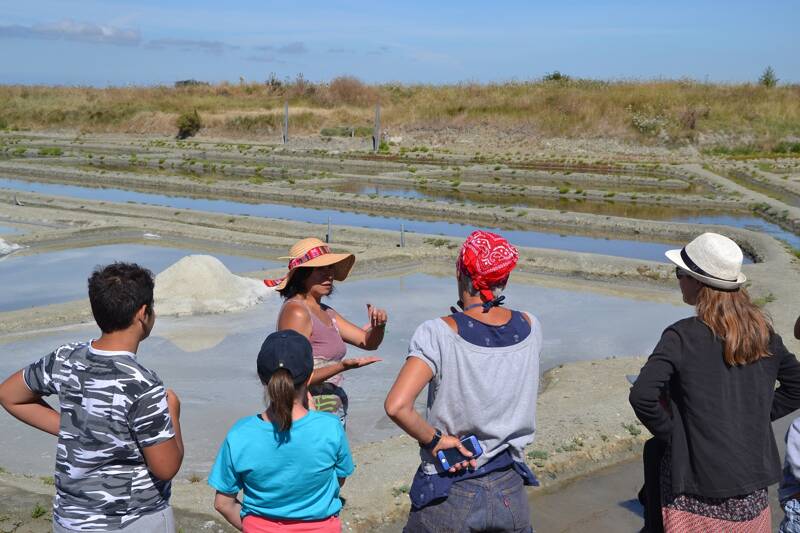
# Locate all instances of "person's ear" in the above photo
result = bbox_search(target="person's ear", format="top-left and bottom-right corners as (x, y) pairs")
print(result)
(135, 304), (149, 323)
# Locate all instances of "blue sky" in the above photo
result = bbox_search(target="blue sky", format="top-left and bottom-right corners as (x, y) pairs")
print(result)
(1, 0), (797, 86)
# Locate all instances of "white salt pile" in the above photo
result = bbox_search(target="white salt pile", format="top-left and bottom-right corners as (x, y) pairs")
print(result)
(154, 254), (274, 316)
(0, 238), (23, 256)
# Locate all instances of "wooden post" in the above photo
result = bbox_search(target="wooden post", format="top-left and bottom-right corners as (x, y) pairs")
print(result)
(282, 101), (289, 144)
(326, 217), (332, 243)
(372, 103), (381, 152)
(400, 224), (405, 247)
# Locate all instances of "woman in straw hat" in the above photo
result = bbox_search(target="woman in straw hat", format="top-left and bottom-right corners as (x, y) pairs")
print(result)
(267, 238), (387, 425)
(630, 232), (800, 532)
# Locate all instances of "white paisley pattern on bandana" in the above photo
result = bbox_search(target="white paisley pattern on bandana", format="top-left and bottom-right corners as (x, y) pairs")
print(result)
(24, 342), (174, 531)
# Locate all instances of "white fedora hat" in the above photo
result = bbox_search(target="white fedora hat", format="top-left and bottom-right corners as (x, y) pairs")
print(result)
(665, 232), (746, 290)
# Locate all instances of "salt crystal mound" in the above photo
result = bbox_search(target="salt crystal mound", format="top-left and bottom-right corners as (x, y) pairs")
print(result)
(154, 255), (274, 316)
(0, 238), (23, 256)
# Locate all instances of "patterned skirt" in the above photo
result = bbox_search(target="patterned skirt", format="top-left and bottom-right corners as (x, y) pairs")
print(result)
(660, 448), (770, 532)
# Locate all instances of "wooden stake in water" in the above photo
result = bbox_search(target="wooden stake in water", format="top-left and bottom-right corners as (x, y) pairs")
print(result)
(282, 101), (289, 144)
(400, 224), (405, 248)
(326, 217), (332, 243)
(372, 103), (381, 152)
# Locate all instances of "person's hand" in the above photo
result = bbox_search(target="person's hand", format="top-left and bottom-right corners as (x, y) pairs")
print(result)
(306, 391), (316, 411)
(432, 435), (477, 473)
(165, 389), (181, 420)
(342, 356), (382, 369)
(366, 304), (388, 329)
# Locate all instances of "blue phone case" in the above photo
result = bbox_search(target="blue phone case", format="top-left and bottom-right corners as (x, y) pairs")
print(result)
(437, 435), (483, 470)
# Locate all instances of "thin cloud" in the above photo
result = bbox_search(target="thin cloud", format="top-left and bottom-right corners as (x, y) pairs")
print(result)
(366, 45), (391, 56)
(146, 38), (238, 55)
(0, 19), (140, 45)
(277, 41), (308, 54)
(328, 47), (355, 54)
(245, 54), (286, 64)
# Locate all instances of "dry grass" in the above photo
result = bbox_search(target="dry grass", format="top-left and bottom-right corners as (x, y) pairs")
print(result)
(1, 78), (799, 145)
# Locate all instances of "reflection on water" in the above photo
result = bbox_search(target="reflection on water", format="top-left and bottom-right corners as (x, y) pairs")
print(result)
(0, 244), (279, 312)
(323, 183), (800, 250)
(0, 225), (18, 234)
(0, 177), (677, 261)
(0, 273), (687, 473)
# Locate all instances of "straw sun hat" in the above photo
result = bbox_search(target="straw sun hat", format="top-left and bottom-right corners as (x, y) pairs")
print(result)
(665, 232), (747, 290)
(264, 238), (355, 291)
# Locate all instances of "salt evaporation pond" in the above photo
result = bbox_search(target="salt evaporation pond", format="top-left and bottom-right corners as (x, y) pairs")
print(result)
(0, 243), (279, 312)
(1, 177), (676, 261)
(0, 272), (687, 475)
(0, 225), (18, 234)
(326, 182), (800, 249)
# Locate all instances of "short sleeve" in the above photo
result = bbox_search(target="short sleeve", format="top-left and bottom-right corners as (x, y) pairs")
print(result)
(208, 439), (242, 495)
(23, 351), (59, 396)
(129, 384), (174, 447)
(334, 422), (355, 478)
(408, 320), (442, 376)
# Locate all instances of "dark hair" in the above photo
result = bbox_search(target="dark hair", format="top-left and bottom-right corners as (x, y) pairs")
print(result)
(88, 262), (154, 334)
(266, 369), (297, 432)
(278, 267), (313, 299)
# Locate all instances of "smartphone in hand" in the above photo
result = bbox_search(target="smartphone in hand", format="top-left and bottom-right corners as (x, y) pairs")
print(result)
(437, 435), (483, 470)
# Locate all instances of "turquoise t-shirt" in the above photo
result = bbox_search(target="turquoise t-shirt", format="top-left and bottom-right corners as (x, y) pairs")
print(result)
(208, 411), (355, 521)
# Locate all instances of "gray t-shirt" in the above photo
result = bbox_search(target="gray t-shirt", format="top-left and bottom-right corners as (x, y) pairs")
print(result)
(408, 314), (541, 474)
(24, 342), (174, 531)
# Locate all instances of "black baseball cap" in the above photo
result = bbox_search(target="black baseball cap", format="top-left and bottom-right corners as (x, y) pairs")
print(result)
(257, 330), (314, 385)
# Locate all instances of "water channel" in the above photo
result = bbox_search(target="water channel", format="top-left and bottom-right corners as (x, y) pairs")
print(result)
(0, 272), (687, 474)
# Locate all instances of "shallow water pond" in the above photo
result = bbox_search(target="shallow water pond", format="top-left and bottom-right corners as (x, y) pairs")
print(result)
(0, 273), (686, 474)
(0, 243), (279, 312)
(1, 177), (677, 261)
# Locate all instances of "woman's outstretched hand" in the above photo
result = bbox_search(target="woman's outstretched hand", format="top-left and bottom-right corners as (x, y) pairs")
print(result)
(433, 435), (478, 473)
(342, 356), (382, 369)
(366, 303), (388, 329)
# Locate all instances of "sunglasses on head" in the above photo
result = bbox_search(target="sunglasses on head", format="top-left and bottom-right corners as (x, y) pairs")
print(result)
(675, 267), (691, 280)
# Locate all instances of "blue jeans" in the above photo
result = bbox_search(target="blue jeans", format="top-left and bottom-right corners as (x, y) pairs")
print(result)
(780, 499), (800, 533)
(404, 468), (533, 533)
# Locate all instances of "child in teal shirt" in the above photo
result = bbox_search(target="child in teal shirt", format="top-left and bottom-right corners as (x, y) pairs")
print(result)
(209, 330), (354, 532)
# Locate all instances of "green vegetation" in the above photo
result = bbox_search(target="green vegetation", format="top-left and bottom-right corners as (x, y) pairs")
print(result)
(622, 422), (642, 436)
(39, 476), (55, 486)
(391, 484), (411, 497)
(31, 503), (47, 519)
(753, 292), (777, 307)
(759, 66), (779, 88)
(319, 126), (372, 137)
(176, 109), (202, 139)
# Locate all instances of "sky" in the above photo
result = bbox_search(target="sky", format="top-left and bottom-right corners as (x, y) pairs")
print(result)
(0, 0), (797, 86)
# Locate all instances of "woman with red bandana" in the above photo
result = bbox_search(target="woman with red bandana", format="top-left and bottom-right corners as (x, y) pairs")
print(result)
(267, 237), (388, 427)
(385, 230), (541, 532)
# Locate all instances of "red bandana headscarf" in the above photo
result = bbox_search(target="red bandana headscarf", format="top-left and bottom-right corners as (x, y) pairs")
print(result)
(456, 230), (519, 302)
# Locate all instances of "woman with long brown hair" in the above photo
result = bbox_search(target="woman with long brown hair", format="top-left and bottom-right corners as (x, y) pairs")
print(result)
(630, 232), (800, 532)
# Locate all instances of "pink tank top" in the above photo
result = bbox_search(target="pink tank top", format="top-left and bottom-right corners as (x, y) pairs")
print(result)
(292, 302), (347, 386)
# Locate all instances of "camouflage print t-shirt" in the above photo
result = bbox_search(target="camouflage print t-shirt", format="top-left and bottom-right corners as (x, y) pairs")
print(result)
(24, 342), (174, 531)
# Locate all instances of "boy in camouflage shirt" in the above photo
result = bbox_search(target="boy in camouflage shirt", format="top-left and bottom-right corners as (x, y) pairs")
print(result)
(0, 263), (183, 532)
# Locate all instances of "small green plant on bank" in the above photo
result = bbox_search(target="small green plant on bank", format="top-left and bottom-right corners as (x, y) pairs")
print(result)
(378, 140), (390, 152)
(40, 476), (55, 486)
(622, 422), (642, 436)
(753, 292), (777, 307)
(392, 484), (410, 497)
(11, 147), (26, 156)
(38, 147), (63, 156)
(527, 449), (549, 466)
(188, 473), (202, 483)
(31, 503), (47, 519)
